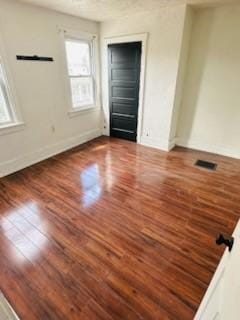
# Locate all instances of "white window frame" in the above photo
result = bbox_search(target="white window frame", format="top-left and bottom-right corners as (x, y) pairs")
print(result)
(59, 27), (100, 117)
(0, 58), (16, 123)
(0, 33), (24, 135)
(65, 37), (95, 109)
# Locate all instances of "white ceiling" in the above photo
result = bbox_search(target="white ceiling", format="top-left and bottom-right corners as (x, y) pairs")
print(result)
(18, 0), (239, 21)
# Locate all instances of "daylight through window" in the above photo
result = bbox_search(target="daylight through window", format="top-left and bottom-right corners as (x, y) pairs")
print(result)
(0, 61), (13, 125)
(65, 39), (95, 109)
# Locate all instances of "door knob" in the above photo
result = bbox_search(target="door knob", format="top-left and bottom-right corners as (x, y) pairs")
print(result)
(216, 234), (234, 252)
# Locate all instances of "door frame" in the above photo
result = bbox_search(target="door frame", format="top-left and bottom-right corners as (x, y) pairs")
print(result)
(102, 33), (148, 143)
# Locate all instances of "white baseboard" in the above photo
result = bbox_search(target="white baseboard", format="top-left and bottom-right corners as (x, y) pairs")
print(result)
(176, 137), (240, 159)
(102, 127), (109, 136)
(140, 136), (176, 151)
(168, 137), (176, 151)
(0, 128), (102, 177)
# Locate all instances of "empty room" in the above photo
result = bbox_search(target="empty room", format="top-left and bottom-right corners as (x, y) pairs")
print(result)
(0, 0), (240, 319)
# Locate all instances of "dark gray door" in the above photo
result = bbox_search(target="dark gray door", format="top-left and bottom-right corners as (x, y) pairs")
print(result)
(108, 42), (141, 142)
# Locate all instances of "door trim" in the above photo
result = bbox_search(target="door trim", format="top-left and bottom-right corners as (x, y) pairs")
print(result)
(102, 33), (148, 143)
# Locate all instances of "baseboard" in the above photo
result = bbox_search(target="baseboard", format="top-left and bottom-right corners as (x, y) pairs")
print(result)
(176, 137), (240, 159)
(140, 136), (176, 151)
(102, 127), (109, 136)
(168, 137), (176, 151)
(0, 128), (102, 177)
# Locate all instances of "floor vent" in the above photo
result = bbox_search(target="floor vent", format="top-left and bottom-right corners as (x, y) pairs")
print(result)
(195, 159), (217, 171)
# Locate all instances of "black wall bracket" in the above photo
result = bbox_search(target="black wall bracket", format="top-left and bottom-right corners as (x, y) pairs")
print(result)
(16, 55), (54, 62)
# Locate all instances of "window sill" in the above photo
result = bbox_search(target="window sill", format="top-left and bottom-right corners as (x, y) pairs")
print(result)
(68, 106), (100, 118)
(0, 122), (25, 136)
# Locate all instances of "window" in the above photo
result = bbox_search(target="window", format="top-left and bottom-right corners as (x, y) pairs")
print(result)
(65, 38), (95, 110)
(0, 61), (14, 126)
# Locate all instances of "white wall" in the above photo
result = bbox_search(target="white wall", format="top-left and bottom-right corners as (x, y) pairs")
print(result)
(0, 0), (101, 177)
(177, 5), (240, 159)
(169, 6), (193, 143)
(100, 5), (188, 151)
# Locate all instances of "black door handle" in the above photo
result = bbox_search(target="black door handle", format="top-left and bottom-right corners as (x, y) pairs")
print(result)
(216, 234), (234, 252)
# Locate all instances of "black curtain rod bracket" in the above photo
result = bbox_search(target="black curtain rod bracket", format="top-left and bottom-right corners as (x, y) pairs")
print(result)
(16, 55), (54, 62)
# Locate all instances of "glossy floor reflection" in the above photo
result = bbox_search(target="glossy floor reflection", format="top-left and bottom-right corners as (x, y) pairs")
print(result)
(80, 164), (102, 208)
(1, 202), (48, 265)
(0, 136), (240, 320)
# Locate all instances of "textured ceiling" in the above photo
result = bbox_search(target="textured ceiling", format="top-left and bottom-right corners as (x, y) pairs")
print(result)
(18, 0), (239, 21)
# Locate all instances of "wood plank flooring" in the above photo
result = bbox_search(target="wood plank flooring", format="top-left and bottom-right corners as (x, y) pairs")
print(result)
(0, 136), (240, 320)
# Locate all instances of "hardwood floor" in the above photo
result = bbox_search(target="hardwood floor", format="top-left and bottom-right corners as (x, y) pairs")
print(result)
(0, 136), (240, 320)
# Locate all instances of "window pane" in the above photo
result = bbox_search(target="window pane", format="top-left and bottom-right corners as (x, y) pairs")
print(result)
(65, 40), (91, 76)
(70, 77), (94, 108)
(0, 64), (11, 124)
